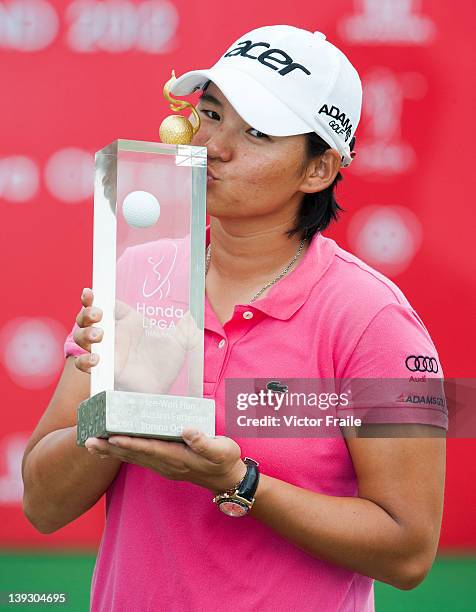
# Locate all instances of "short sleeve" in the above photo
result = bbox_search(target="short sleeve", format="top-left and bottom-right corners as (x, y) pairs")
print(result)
(339, 303), (448, 430)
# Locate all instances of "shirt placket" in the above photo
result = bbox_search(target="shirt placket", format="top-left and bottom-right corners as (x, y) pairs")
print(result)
(204, 302), (264, 397)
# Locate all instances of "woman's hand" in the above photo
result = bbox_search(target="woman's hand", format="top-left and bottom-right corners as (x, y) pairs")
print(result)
(73, 288), (202, 395)
(84, 429), (247, 493)
(73, 288), (104, 373)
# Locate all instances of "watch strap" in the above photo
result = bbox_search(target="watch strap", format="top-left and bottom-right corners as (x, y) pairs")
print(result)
(236, 457), (260, 501)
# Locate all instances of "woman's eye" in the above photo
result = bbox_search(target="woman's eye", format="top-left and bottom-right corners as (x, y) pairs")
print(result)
(199, 109), (220, 121)
(248, 128), (269, 139)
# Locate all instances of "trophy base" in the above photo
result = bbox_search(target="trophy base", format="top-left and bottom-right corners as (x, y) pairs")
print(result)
(77, 390), (215, 446)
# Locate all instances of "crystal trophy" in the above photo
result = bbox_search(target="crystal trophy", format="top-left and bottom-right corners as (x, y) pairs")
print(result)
(76, 74), (215, 445)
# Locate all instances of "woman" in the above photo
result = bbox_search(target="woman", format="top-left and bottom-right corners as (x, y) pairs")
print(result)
(22, 26), (446, 611)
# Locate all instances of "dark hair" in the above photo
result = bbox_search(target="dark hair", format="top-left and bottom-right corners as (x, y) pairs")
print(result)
(286, 133), (356, 242)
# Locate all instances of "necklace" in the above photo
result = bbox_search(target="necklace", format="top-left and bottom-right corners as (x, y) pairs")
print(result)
(205, 238), (306, 303)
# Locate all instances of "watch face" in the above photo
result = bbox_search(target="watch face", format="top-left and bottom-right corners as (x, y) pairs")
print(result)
(218, 500), (248, 517)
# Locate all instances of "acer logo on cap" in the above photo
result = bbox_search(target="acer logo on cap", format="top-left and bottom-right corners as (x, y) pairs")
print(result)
(170, 25), (363, 168)
(224, 40), (311, 77)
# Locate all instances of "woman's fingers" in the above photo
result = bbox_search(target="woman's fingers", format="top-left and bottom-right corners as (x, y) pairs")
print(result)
(75, 352), (100, 374)
(115, 299), (133, 321)
(73, 325), (104, 351)
(81, 287), (93, 308)
(75, 290), (103, 351)
(77, 288), (102, 327)
(76, 305), (103, 328)
(74, 287), (104, 354)
(173, 311), (202, 351)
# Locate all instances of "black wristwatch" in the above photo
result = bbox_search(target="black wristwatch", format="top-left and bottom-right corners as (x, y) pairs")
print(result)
(213, 457), (260, 517)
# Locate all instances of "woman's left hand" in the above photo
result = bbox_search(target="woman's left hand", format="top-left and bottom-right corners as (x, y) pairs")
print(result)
(84, 429), (246, 493)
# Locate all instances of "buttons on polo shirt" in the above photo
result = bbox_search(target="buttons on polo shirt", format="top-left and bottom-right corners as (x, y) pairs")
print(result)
(218, 339), (226, 349)
(243, 311), (254, 320)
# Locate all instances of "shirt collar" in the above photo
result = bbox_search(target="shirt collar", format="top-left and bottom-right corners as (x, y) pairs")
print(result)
(205, 225), (336, 320)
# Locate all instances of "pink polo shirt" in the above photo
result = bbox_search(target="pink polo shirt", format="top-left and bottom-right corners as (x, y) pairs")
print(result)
(65, 227), (446, 612)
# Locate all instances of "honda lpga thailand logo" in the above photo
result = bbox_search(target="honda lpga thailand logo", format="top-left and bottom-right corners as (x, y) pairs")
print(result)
(405, 355), (439, 373)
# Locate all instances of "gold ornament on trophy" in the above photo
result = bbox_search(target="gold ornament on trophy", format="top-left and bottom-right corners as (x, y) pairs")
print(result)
(159, 70), (201, 145)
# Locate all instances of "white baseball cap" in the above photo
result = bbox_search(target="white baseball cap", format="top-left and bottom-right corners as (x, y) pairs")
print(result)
(171, 25), (362, 167)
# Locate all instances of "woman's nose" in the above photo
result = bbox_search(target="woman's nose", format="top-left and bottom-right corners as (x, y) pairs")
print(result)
(193, 126), (233, 162)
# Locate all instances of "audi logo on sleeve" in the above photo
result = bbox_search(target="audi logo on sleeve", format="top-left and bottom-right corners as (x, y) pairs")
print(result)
(405, 355), (439, 373)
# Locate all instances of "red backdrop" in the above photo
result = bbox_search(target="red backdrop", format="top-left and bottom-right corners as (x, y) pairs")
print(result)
(0, 0), (474, 550)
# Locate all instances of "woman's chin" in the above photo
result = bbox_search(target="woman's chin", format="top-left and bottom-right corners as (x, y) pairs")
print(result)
(206, 197), (226, 217)
(206, 205), (226, 218)
(206, 194), (246, 218)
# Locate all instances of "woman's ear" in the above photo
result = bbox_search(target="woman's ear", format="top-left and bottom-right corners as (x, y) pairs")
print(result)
(300, 149), (341, 194)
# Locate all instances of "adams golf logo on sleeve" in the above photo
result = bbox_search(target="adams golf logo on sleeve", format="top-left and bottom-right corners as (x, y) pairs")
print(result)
(396, 392), (446, 408)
